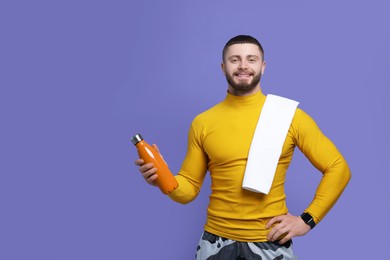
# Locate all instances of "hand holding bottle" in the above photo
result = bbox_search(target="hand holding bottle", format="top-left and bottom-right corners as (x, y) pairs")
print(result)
(134, 143), (162, 186)
(132, 133), (178, 194)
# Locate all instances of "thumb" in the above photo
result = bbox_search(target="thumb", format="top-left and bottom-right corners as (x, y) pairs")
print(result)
(152, 144), (160, 153)
(152, 144), (168, 165)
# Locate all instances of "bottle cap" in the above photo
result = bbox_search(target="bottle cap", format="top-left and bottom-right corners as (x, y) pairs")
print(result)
(131, 133), (143, 145)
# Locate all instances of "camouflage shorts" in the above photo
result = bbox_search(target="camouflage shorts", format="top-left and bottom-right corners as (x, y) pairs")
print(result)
(196, 231), (298, 260)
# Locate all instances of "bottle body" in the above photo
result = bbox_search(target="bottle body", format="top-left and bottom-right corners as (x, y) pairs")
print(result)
(132, 134), (178, 194)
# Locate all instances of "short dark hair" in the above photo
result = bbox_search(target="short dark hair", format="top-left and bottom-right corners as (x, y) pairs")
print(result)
(222, 35), (264, 62)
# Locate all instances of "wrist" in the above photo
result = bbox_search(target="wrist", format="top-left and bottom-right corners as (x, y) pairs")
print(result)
(300, 212), (316, 229)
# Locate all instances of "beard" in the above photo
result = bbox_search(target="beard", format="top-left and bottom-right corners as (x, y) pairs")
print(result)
(225, 71), (262, 94)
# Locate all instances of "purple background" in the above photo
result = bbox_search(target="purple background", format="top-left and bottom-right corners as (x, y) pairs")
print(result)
(1, 0), (389, 259)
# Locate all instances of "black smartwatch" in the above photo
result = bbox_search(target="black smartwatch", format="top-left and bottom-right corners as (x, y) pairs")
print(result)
(300, 212), (316, 229)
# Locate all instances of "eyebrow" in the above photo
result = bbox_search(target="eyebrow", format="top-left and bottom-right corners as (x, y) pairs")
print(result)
(247, 55), (259, 59)
(228, 55), (259, 60)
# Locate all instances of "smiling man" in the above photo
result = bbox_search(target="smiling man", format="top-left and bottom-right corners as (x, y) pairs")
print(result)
(222, 40), (265, 96)
(135, 35), (351, 259)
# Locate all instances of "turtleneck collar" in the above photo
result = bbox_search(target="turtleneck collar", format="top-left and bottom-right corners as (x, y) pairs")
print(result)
(223, 90), (266, 108)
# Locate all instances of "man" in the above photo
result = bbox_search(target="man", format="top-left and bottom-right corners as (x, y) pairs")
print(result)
(135, 35), (351, 259)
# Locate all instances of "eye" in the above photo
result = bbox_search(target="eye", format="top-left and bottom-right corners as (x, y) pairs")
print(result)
(248, 57), (258, 63)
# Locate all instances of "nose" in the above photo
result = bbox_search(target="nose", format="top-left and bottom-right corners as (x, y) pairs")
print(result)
(238, 60), (249, 69)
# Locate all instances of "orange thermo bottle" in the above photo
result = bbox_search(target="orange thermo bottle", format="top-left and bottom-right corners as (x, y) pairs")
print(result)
(131, 133), (178, 194)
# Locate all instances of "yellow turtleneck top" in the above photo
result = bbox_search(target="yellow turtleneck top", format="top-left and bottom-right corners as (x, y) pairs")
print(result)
(168, 90), (351, 242)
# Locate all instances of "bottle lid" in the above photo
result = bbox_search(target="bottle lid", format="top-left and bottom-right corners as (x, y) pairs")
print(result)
(131, 133), (143, 145)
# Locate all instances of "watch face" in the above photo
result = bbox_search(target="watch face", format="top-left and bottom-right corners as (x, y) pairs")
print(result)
(301, 213), (316, 228)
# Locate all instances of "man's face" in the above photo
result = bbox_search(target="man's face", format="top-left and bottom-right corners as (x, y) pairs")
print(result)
(221, 43), (266, 95)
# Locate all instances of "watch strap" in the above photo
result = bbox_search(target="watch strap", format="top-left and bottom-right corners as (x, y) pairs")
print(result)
(300, 212), (316, 229)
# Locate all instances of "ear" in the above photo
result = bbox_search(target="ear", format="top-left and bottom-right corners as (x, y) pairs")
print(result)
(261, 61), (266, 74)
(221, 62), (226, 75)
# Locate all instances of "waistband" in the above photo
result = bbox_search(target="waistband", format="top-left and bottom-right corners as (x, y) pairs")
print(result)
(202, 230), (292, 248)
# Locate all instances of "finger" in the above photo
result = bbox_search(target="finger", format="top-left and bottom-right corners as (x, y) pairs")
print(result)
(142, 167), (159, 186)
(267, 227), (277, 241)
(141, 167), (157, 179)
(267, 223), (283, 241)
(139, 163), (154, 173)
(269, 225), (288, 242)
(279, 233), (293, 244)
(145, 172), (158, 185)
(266, 216), (283, 228)
(152, 144), (160, 153)
(134, 159), (144, 166)
(152, 144), (168, 165)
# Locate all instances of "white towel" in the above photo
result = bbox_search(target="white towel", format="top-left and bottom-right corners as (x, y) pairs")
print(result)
(242, 94), (299, 194)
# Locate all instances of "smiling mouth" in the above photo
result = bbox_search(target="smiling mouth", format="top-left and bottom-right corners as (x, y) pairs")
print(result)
(234, 72), (253, 80)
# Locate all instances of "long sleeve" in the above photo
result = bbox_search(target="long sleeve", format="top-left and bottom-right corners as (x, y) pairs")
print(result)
(292, 109), (352, 223)
(168, 121), (208, 204)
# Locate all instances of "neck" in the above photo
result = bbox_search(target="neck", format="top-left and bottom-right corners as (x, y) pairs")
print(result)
(227, 85), (261, 96)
